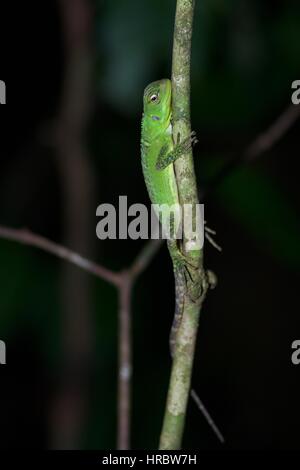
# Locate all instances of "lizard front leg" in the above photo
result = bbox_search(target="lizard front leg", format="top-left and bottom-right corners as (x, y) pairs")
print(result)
(155, 131), (198, 171)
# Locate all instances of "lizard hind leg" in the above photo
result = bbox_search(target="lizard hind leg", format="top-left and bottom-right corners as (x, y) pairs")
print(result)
(167, 241), (225, 443)
(167, 239), (195, 355)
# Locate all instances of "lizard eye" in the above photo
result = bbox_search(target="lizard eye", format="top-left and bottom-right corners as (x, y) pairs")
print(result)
(150, 93), (158, 102)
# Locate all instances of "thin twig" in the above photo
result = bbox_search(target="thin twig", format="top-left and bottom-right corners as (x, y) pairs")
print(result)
(0, 224), (162, 451)
(245, 103), (300, 161)
(117, 273), (132, 450)
(129, 239), (163, 280)
(116, 239), (163, 449)
(0, 226), (120, 286)
(201, 103), (300, 199)
(190, 389), (224, 444)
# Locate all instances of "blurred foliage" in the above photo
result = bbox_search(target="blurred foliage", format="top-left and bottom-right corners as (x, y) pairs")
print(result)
(97, 0), (300, 124)
(201, 156), (300, 269)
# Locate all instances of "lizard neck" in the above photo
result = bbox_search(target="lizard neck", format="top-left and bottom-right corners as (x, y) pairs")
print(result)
(142, 109), (172, 143)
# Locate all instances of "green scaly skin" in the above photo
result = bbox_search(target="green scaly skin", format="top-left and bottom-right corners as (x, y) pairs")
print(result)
(141, 79), (224, 443)
(141, 78), (196, 354)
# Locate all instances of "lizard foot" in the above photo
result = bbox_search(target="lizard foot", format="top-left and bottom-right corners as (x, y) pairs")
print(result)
(175, 130), (198, 153)
(204, 221), (222, 252)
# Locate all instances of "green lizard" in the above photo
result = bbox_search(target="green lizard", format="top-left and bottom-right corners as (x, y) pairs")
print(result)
(141, 78), (224, 443)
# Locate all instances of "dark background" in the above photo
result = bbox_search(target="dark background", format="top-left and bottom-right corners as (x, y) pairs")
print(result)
(0, 0), (300, 450)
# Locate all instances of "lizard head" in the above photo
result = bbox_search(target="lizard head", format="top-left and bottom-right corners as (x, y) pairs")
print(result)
(143, 79), (171, 126)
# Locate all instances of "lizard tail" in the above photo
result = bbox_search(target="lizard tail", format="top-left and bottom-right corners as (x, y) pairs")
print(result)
(190, 388), (225, 443)
(169, 265), (185, 356)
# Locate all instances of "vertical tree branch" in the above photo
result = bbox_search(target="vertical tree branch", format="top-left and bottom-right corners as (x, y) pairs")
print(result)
(159, 0), (207, 450)
(171, 0), (199, 242)
(116, 239), (162, 450)
(117, 273), (132, 450)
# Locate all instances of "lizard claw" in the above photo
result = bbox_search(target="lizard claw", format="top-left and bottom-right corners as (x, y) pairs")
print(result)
(180, 131), (198, 153)
(191, 131), (198, 146)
